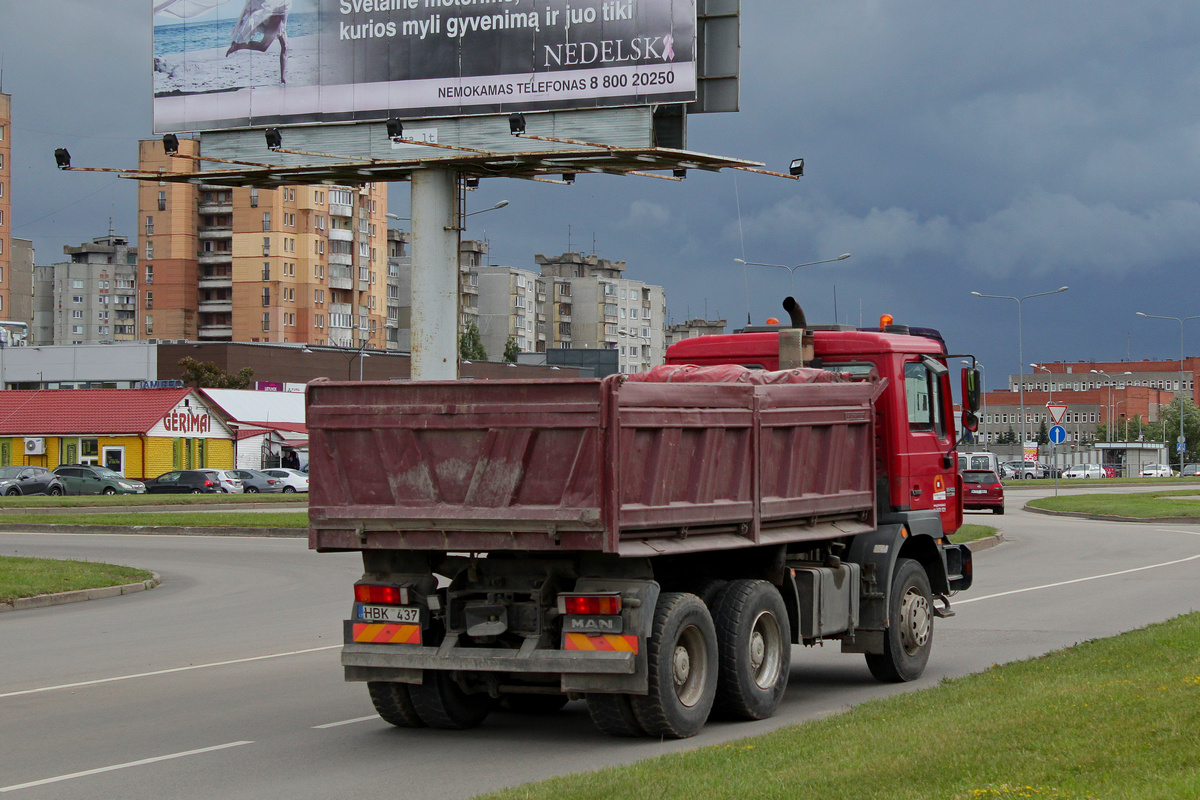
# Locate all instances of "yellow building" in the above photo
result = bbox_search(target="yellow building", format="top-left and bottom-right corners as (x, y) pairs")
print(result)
(0, 388), (234, 479)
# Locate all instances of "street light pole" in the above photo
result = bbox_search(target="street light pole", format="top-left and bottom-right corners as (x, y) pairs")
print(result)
(971, 287), (1069, 454)
(1136, 311), (1200, 475)
(734, 253), (851, 297)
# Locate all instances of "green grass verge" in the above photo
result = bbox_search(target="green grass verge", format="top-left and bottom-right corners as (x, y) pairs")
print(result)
(0, 512), (308, 528)
(0, 555), (154, 604)
(951, 524), (999, 543)
(0, 493), (306, 509)
(479, 612), (1200, 800)
(1028, 490), (1200, 518)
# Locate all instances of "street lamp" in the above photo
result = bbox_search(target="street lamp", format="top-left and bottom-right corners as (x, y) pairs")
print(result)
(734, 253), (851, 297)
(1136, 311), (1200, 475)
(1090, 369), (1132, 445)
(962, 359), (987, 447)
(1031, 363), (1053, 403)
(971, 286), (1069, 450)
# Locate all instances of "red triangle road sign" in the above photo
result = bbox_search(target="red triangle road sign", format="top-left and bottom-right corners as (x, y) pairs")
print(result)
(1047, 403), (1068, 424)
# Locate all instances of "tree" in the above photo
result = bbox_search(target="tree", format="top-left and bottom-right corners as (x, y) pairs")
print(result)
(1148, 395), (1200, 465)
(177, 357), (254, 389)
(459, 321), (488, 361)
(1036, 421), (1049, 445)
(997, 426), (1017, 445)
(502, 336), (520, 363)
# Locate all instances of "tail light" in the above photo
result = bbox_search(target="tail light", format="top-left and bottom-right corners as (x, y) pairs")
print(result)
(558, 593), (622, 615)
(355, 584), (408, 604)
(203, 480), (215, 487)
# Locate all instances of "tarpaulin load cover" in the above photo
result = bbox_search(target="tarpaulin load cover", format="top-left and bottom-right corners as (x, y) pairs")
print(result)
(626, 364), (840, 385)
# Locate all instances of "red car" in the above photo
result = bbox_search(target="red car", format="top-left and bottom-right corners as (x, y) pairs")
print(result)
(961, 470), (1004, 514)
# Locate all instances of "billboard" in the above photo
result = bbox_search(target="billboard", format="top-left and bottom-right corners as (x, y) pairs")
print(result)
(153, 0), (697, 133)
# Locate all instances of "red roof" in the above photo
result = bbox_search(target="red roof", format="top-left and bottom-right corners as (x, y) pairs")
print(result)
(0, 388), (198, 436)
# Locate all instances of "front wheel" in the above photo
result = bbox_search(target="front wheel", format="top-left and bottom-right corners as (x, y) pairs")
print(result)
(103, 487), (117, 495)
(712, 580), (790, 720)
(245, 486), (259, 493)
(629, 592), (718, 739)
(866, 558), (933, 682)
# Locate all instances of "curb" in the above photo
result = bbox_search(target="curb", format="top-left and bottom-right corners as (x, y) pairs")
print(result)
(1022, 506), (1200, 524)
(1, 572), (162, 613)
(0, 524), (305, 537)
(962, 532), (1005, 551)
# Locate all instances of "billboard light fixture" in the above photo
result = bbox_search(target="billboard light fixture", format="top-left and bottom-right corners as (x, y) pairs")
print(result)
(562, 173), (576, 184)
(55, 148), (71, 169)
(509, 113), (526, 135)
(386, 118), (403, 140)
(266, 128), (283, 150)
(162, 134), (180, 155)
(673, 168), (687, 178)
(789, 158), (805, 177)
(465, 176), (480, 188)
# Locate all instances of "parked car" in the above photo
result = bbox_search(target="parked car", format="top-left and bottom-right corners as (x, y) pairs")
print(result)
(262, 468), (309, 493)
(959, 452), (1000, 474)
(53, 464), (146, 495)
(961, 469), (1004, 514)
(144, 469), (224, 494)
(1001, 460), (1048, 479)
(1139, 464), (1174, 477)
(211, 469), (244, 493)
(230, 469), (283, 493)
(1181, 464), (1200, 477)
(0, 466), (65, 496)
(1062, 463), (1105, 479)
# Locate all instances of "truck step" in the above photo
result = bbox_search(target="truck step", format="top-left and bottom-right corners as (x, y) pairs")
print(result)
(932, 594), (955, 618)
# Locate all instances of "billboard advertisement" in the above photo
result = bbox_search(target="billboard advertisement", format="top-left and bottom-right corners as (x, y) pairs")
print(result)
(153, 0), (697, 132)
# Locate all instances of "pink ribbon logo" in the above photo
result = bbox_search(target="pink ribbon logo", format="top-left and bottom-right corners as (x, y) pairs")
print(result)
(662, 34), (674, 61)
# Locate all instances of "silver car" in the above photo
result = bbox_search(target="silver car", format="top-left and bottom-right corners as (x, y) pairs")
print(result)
(212, 470), (245, 493)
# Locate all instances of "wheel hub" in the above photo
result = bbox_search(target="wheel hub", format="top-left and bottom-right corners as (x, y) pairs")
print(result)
(673, 644), (691, 686)
(899, 587), (931, 653)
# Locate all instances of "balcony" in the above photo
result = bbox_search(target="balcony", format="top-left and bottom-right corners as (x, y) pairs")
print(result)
(328, 228), (353, 242)
(329, 266), (352, 290)
(329, 202), (353, 218)
(198, 227), (232, 240)
(198, 300), (234, 314)
(198, 324), (233, 339)
(198, 252), (232, 266)
(198, 200), (233, 214)
(329, 252), (352, 267)
(198, 275), (233, 289)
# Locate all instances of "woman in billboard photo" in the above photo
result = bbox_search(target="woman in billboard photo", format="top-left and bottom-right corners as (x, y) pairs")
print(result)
(225, 0), (293, 83)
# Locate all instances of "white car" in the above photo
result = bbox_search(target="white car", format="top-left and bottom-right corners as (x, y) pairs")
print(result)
(262, 468), (309, 493)
(1140, 464), (1174, 477)
(213, 469), (245, 493)
(1062, 463), (1104, 479)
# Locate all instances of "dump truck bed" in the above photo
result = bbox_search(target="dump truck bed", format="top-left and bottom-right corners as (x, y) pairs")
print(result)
(307, 375), (879, 556)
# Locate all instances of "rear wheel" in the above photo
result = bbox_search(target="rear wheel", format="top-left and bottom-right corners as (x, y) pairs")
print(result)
(191, 488), (202, 494)
(368, 681), (426, 728)
(865, 558), (933, 682)
(586, 693), (644, 737)
(711, 580), (790, 720)
(629, 592), (717, 739)
(282, 486), (296, 493)
(409, 672), (492, 729)
(48, 486), (63, 496)
(993, 506), (1004, 515)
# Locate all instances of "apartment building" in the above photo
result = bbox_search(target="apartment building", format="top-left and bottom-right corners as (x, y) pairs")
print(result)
(474, 264), (544, 358)
(0, 93), (11, 319)
(137, 138), (389, 348)
(666, 317), (728, 347)
(33, 235), (139, 345)
(534, 252), (665, 374)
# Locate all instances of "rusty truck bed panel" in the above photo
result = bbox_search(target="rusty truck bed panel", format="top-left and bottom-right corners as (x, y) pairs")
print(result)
(307, 376), (877, 555)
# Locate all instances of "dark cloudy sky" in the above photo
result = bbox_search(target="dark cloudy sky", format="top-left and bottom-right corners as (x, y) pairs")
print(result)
(4, 2), (1200, 382)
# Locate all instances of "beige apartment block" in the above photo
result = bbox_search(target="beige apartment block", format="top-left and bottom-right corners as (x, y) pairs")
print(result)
(137, 138), (388, 348)
(0, 93), (11, 320)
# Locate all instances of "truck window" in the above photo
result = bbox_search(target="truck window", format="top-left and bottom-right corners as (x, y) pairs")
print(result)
(904, 361), (945, 437)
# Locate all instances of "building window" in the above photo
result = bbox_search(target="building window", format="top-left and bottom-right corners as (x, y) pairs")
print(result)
(145, 216), (153, 235)
(263, 312), (270, 331)
(145, 292), (153, 309)
(145, 266), (154, 285)
(145, 241), (153, 260)
(262, 262), (270, 281)
(158, 191), (166, 211)
(250, 187), (258, 208)
(262, 288), (270, 306)
(263, 212), (271, 231)
(263, 237), (270, 256)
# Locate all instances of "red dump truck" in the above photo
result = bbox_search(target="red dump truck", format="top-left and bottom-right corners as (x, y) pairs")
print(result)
(307, 305), (979, 738)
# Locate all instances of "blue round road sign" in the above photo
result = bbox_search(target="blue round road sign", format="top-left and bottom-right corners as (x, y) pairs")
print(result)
(1049, 425), (1067, 444)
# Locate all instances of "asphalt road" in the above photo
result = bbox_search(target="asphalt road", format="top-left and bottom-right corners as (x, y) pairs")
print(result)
(2, 496), (1199, 799)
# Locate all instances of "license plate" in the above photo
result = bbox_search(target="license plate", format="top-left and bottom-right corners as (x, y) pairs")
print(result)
(356, 604), (420, 623)
(971, 489), (989, 494)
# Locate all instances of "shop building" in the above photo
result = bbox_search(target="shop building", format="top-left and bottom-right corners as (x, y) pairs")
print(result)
(0, 388), (234, 478)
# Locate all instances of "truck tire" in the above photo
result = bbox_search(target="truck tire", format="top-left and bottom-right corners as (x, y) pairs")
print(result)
(630, 592), (718, 739)
(367, 681), (426, 728)
(409, 672), (493, 729)
(865, 558), (933, 682)
(711, 579), (790, 720)
(586, 693), (645, 737)
(690, 578), (729, 609)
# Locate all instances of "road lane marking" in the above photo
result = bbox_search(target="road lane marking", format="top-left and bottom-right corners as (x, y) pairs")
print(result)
(0, 741), (253, 793)
(312, 715), (379, 729)
(0, 645), (340, 700)
(957, 553), (1200, 605)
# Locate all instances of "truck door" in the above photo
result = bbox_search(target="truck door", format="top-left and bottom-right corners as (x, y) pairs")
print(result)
(901, 359), (961, 532)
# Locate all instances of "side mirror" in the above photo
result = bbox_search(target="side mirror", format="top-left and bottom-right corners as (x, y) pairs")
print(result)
(961, 367), (981, 413)
(961, 409), (979, 433)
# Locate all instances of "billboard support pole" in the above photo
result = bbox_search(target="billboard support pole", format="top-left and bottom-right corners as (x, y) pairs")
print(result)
(410, 168), (460, 380)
